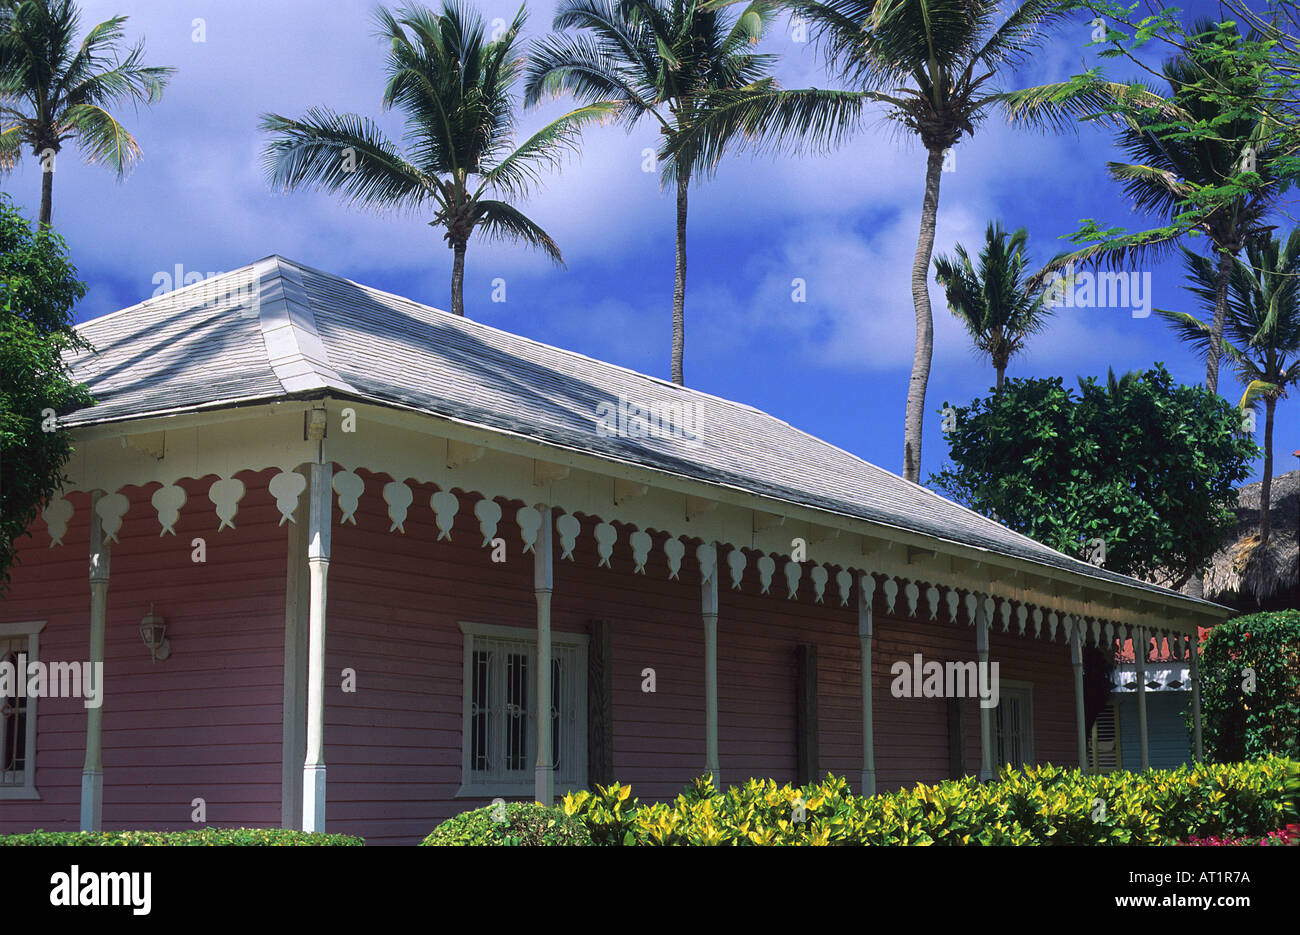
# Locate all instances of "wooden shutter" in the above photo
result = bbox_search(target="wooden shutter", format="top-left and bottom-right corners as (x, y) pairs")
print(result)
(795, 644), (819, 784)
(587, 619), (614, 787)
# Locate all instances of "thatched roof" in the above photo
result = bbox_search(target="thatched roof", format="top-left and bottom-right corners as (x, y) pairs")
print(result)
(1202, 468), (1299, 608)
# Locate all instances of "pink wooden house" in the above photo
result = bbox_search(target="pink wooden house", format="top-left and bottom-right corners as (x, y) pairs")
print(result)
(0, 257), (1228, 844)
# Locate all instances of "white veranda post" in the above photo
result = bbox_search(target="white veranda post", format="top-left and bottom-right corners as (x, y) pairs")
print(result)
(702, 561), (720, 788)
(1070, 623), (1087, 771)
(858, 572), (876, 796)
(302, 462), (332, 832)
(1135, 627), (1150, 770)
(976, 600), (992, 782)
(534, 504), (554, 806)
(81, 491), (109, 831)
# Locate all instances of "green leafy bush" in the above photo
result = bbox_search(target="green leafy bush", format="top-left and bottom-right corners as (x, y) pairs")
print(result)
(421, 801), (592, 846)
(557, 757), (1297, 846)
(929, 366), (1256, 587)
(0, 828), (363, 846)
(1197, 610), (1300, 761)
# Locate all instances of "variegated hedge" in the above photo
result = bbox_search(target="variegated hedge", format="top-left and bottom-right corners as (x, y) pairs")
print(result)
(549, 758), (1299, 846)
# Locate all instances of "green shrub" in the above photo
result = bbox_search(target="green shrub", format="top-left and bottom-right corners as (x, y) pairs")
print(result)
(0, 828), (363, 846)
(1197, 610), (1300, 761)
(421, 801), (592, 846)
(557, 757), (1297, 846)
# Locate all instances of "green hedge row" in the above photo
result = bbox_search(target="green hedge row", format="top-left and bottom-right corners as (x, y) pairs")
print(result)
(421, 801), (591, 846)
(0, 828), (364, 846)
(426, 757), (1299, 845)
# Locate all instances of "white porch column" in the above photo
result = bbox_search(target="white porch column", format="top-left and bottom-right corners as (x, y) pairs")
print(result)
(1190, 631), (1203, 761)
(1135, 626), (1150, 770)
(534, 505), (554, 805)
(976, 598), (992, 782)
(302, 462), (332, 832)
(858, 573), (876, 796)
(1070, 623), (1088, 772)
(81, 491), (109, 831)
(701, 563), (720, 788)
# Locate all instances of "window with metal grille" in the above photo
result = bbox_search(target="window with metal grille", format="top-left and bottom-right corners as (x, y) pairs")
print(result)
(459, 622), (587, 797)
(994, 682), (1034, 767)
(0, 622), (44, 799)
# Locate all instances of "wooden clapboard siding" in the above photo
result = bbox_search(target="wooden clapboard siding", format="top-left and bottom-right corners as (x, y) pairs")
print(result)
(2, 462), (1082, 846)
(323, 484), (1080, 843)
(0, 471), (286, 834)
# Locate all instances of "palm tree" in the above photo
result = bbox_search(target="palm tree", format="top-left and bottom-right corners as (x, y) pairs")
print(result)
(670, 0), (1073, 479)
(792, 0), (1073, 483)
(525, 0), (861, 385)
(933, 221), (1055, 389)
(1079, 365), (1140, 402)
(260, 2), (611, 317)
(0, 0), (173, 228)
(1159, 233), (1300, 544)
(1009, 19), (1286, 397)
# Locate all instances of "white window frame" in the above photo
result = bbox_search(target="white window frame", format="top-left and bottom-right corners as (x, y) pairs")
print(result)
(0, 621), (46, 800)
(994, 679), (1034, 768)
(456, 621), (588, 798)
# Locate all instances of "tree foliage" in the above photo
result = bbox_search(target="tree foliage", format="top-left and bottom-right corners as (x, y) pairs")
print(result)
(933, 221), (1057, 389)
(929, 363), (1257, 587)
(0, 193), (92, 593)
(1196, 610), (1300, 763)
(1159, 231), (1300, 543)
(260, 2), (611, 317)
(0, 0), (173, 227)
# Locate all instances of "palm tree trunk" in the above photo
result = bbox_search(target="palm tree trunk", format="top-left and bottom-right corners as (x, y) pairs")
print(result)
(903, 147), (945, 483)
(672, 172), (689, 386)
(1205, 248), (1234, 393)
(995, 367), (1005, 391)
(450, 240), (467, 317)
(1260, 396), (1275, 544)
(39, 165), (54, 229)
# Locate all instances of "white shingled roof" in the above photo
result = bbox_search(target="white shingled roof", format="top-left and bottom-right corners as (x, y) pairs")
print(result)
(64, 255), (1227, 608)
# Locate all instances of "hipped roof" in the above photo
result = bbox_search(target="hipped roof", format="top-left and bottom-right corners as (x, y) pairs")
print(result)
(65, 255), (1230, 610)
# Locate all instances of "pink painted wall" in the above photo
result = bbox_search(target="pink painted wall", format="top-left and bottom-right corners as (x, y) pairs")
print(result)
(0, 471), (286, 835)
(324, 469), (1080, 844)
(2, 464), (1080, 846)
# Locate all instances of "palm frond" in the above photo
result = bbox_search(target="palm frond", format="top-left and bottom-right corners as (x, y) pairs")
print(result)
(1238, 379), (1281, 410)
(472, 198), (564, 265)
(479, 101), (618, 199)
(974, 0), (1071, 70)
(997, 79), (1171, 134)
(661, 84), (869, 179)
(259, 109), (432, 212)
(524, 31), (660, 130)
(0, 121), (23, 171)
(59, 102), (140, 175)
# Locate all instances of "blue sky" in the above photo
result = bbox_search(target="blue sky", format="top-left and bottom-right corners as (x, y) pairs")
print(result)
(3, 0), (1295, 487)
